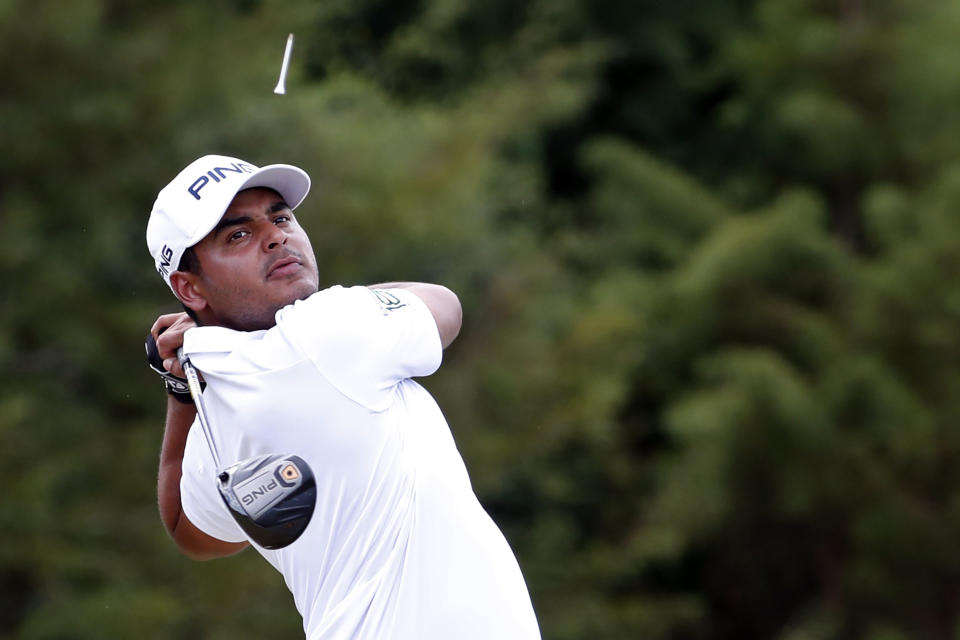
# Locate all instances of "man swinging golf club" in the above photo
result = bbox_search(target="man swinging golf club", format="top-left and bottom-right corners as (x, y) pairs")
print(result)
(145, 154), (541, 639)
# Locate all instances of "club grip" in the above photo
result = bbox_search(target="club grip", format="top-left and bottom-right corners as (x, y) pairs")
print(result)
(145, 333), (161, 367)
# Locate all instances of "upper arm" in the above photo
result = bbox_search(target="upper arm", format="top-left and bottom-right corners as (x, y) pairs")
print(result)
(276, 284), (455, 409)
(171, 511), (249, 561)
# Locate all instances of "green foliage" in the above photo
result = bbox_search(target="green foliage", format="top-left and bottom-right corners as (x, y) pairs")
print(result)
(4, 0), (960, 638)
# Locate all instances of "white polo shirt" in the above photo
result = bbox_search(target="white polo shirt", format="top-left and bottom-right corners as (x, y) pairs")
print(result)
(179, 285), (540, 640)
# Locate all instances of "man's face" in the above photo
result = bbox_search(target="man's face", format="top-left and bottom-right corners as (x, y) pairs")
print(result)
(184, 187), (320, 330)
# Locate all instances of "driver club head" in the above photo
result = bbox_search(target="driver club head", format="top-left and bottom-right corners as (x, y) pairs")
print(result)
(218, 454), (317, 550)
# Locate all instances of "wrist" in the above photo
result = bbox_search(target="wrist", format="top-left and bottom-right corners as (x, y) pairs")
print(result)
(165, 379), (194, 404)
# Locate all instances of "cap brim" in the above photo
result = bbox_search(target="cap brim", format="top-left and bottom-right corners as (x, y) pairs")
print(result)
(235, 164), (311, 212)
(184, 163), (312, 249)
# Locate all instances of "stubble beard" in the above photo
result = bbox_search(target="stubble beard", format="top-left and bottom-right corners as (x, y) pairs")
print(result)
(208, 277), (319, 331)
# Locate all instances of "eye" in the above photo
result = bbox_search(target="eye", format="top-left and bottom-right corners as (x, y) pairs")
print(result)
(274, 214), (292, 225)
(228, 229), (250, 242)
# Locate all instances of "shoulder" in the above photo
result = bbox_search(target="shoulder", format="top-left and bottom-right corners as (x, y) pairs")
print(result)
(276, 285), (394, 334)
(281, 285), (382, 315)
(183, 324), (295, 375)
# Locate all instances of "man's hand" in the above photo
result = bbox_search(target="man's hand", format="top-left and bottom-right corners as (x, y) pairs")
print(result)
(150, 313), (196, 378)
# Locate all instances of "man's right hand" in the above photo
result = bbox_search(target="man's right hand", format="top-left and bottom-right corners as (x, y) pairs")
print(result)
(150, 313), (196, 378)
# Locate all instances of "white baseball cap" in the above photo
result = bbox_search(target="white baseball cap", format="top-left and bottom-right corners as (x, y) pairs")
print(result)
(146, 154), (311, 291)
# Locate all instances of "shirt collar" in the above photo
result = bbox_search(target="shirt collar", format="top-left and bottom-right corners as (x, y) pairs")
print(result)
(183, 325), (268, 357)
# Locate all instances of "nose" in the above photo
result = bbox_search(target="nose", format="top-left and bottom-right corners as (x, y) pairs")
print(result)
(262, 222), (287, 251)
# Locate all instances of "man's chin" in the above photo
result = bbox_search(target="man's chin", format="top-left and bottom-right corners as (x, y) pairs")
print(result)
(274, 280), (320, 309)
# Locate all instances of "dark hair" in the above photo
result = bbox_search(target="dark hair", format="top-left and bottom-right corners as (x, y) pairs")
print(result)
(178, 247), (201, 323)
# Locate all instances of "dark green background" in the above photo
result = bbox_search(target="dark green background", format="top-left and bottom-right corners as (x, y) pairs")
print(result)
(3, 1), (960, 638)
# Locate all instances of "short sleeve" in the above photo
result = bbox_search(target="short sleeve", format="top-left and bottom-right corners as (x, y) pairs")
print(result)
(180, 421), (248, 543)
(275, 285), (443, 410)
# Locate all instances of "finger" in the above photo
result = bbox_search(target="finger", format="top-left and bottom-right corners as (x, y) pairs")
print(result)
(155, 315), (197, 358)
(163, 315), (197, 338)
(156, 329), (185, 360)
(150, 313), (187, 340)
(164, 358), (185, 378)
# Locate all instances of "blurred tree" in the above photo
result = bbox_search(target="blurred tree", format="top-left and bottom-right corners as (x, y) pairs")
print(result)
(4, 0), (960, 638)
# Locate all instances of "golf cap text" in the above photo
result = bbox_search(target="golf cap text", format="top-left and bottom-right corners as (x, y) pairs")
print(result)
(187, 162), (257, 200)
(157, 244), (174, 278)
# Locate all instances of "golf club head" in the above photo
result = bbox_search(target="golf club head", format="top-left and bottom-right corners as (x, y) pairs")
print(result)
(218, 454), (317, 550)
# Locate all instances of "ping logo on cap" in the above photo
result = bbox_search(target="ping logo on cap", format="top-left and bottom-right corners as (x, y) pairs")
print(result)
(157, 244), (175, 278)
(187, 162), (257, 200)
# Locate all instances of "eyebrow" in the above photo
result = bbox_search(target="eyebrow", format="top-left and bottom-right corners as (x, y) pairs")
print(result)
(213, 215), (252, 236)
(213, 201), (291, 236)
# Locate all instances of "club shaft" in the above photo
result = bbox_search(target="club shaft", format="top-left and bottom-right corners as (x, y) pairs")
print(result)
(177, 348), (222, 469)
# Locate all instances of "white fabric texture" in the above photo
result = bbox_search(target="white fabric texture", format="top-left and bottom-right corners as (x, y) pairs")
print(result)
(179, 285), (541, 640)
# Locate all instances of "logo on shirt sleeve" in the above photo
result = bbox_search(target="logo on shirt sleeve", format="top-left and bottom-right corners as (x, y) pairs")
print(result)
(371, 289), (407, 314)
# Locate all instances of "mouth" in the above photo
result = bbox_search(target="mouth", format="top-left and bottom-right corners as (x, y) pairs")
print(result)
(267, 255), (302, 280)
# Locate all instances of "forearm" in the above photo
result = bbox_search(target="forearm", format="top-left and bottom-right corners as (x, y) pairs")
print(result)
(157, 397), (197, 537)
(149, 315), (248, 560)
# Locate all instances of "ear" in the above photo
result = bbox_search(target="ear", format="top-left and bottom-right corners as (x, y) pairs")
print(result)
(170, 271), (208, 314)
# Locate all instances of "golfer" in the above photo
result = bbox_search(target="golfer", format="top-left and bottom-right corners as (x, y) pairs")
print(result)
(145, 155), (541, 639)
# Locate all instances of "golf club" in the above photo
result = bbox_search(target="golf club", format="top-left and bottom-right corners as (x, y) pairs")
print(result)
(170, 343), (317, 550)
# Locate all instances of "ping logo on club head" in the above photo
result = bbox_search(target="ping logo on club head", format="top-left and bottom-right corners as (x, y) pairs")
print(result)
(239, 478), (280, 508)
(276, 463), (301, 488)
